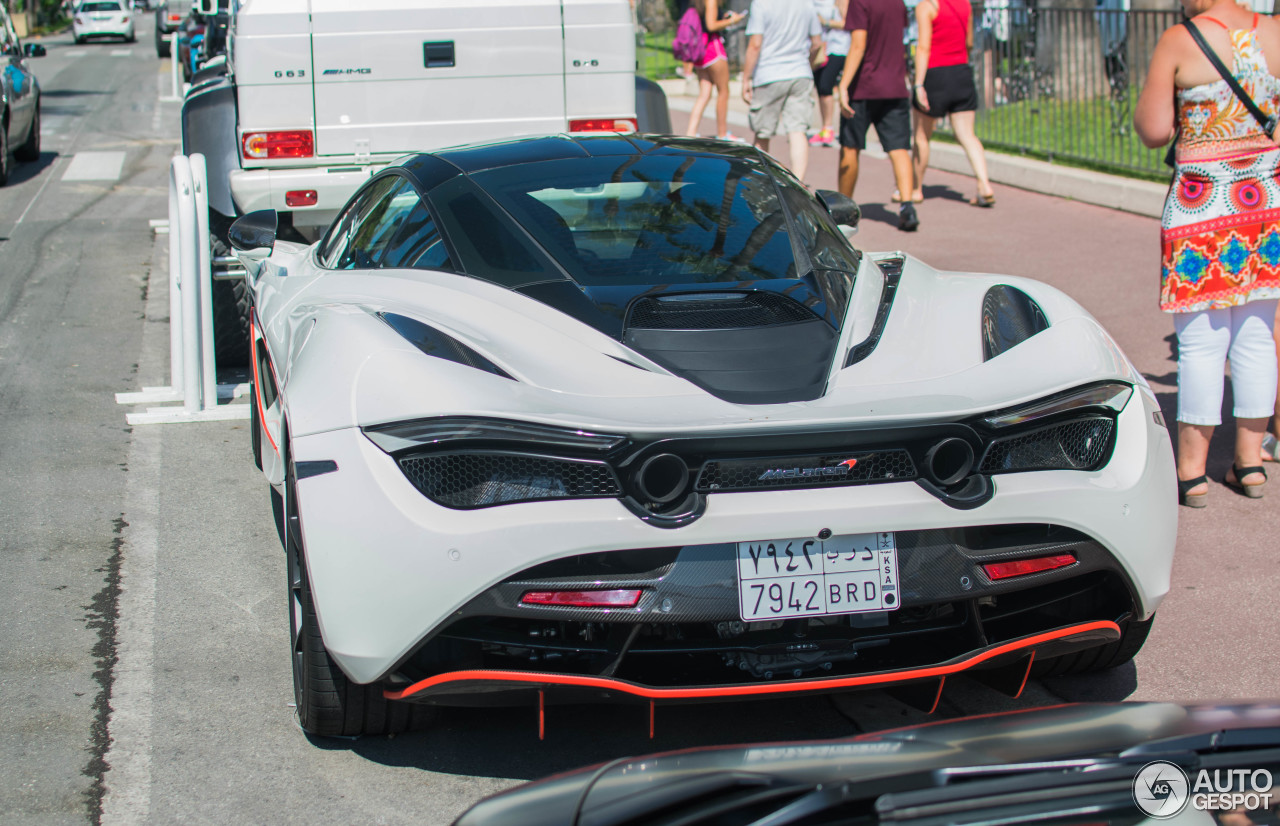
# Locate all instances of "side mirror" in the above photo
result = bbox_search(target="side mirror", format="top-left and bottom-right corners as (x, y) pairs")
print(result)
(24, 43), (46, 58)
(195, 0), (217, 15)
(229, 209), (278, 279)
(814, 189), (860, 229)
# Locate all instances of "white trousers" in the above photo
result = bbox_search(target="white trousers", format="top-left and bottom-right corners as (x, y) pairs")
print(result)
(1174, 299), (1279, 426)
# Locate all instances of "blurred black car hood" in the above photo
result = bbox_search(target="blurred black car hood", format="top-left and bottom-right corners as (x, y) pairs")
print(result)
(454, 702), (1280, 826)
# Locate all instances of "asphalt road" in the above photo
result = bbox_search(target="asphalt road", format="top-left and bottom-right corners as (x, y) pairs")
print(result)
(1, 18), (1276, 826)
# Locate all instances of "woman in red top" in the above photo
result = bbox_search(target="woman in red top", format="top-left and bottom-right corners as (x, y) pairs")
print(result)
(907, 0), (995, 206)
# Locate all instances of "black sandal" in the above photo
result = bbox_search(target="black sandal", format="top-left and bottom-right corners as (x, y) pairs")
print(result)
(1225, 464), (1267, 499)
(1178, 475), (1209, 508)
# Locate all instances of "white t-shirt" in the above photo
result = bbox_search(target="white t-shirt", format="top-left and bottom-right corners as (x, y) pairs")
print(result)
(812, 0), (850, 56)
(746, 0), (823, 86)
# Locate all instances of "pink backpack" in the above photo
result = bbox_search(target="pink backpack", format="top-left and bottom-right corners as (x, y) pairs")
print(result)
(672, 7), (708, 64)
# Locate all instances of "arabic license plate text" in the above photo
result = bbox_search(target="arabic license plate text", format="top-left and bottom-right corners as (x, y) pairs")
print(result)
(736, 533), (899, 621)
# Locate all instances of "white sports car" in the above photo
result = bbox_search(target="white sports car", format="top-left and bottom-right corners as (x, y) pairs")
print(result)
(230, 135), (1177, 738)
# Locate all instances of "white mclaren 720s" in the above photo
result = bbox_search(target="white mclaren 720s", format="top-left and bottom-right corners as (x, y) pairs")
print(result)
(229, 133), (1177, 737)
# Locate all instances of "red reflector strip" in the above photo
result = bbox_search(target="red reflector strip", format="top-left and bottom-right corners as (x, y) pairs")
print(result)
(242, 130), (315, 160)
(568, 118), (638, 133)
(983, 553), (1077, 581)
(285, 190), (318, 207)
(521, 589), (642, 608)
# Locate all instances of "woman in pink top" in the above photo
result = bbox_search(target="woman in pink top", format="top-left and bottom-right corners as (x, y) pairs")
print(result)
(684, 0), (747, 142)
(906, 0), (995, 206)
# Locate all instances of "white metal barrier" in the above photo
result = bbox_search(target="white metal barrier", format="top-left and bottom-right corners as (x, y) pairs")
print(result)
(116, 154), (250, 425)
(161, 31), (184, 102)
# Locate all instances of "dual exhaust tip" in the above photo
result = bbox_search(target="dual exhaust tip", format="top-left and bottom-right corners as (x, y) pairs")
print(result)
(631, 438), (978, 507)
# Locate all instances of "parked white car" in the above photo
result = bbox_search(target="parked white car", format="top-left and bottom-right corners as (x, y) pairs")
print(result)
(73, 0), (136, 44)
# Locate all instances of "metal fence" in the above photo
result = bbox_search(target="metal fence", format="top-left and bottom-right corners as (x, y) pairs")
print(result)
(636, 4), (1184, 180)
(951, 4), (1182, 178)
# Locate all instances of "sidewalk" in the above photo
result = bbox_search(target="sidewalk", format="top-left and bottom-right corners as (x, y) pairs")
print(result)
(658, 76), (1167, 219)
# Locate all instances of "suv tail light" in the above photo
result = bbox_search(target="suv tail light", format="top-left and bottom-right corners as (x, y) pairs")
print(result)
(568, 118), (638, 133)
(242, 130), (315, 160)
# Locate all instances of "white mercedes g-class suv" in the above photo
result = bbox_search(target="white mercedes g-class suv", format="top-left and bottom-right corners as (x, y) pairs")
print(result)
(183, 0), (669, 365)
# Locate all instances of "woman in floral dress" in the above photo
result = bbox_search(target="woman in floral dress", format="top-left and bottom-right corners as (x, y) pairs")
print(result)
(1135, 0), (1280, 505)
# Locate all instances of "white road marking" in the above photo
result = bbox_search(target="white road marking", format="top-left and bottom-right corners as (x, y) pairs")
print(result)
(65, 49), (88, 57)
(100, 240), (170, 825)
(7, 157), (63, 234)
(62, 151), (127, 182)
(111, 50), (133, 57)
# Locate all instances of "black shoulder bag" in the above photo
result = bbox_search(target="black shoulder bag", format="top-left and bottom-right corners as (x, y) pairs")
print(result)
(1169, 20), (1280, 167)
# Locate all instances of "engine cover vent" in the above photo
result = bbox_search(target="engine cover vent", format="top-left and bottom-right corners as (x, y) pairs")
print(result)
(626, 291), (816, 331)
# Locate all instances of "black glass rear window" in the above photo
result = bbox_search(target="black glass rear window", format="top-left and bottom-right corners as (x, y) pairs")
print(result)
(427, 176), (556, 288)
(469, 155), (803, 286)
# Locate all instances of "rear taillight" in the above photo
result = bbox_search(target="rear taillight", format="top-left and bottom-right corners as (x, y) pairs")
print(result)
(242, 130), (315, 160)
(982, 554), (1077, 581)
(285, 190), (318, 207)
(168, 13), (181, 22)
(521, 589), (642, 608)
(568, 118), (638, 133)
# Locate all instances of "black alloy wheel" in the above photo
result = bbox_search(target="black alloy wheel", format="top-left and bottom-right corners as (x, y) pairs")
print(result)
(283, 440), (434, 737)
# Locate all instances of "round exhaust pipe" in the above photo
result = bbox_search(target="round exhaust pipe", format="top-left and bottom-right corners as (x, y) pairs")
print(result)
(634, 453), (689, 505)
(925, 438), (975, 486)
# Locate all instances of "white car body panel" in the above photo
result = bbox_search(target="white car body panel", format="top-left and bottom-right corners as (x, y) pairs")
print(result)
(242, 140), (1177, 695)
(251, 247), (1175, 685)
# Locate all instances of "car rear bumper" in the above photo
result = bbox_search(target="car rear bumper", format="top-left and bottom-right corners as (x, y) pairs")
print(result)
(385, 620), (1121, 705)
(229, 164), (385, 227)
(74, 21), (134, 36)
(289, 388), (1175, 686)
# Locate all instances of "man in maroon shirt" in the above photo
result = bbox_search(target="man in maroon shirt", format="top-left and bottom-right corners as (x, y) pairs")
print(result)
(836, 0), (919, 231)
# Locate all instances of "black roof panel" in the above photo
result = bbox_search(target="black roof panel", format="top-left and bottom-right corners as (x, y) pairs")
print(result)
(435, 135), (589, 173)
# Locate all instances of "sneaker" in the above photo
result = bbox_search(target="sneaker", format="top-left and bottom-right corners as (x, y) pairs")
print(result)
(808, 127), (835, 146)
(717, 132), (747, 144)
(898, 203), (920, 232)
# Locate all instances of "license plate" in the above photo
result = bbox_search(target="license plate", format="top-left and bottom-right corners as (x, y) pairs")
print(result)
(736, 533), (899, 622)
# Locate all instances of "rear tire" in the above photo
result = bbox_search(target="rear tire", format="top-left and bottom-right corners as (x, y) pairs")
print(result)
(15, 102), (39, 163)
(1031, 616), (1154, 678)
(210, 221), (252, 367)
(284, 448), (435, 737)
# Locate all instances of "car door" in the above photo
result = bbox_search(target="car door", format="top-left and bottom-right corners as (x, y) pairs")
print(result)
(0, 8), (34, 145)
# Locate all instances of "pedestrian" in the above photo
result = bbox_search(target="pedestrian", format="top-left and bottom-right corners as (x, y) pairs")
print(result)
(909, 0), (996, 206)
(1134, 0), (1280, 506)
(1267, 302), (1280, 461)
(809, 0), (850, 148)
(742, 0), (824, 182)
(683, 0), (748, 142)
(835, 0), (919, 231)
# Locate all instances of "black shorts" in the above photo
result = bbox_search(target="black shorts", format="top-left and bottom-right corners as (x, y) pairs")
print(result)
(813, 54), (846, 97)
(840, 97), (912, 152)
(914, 64), (978, 118)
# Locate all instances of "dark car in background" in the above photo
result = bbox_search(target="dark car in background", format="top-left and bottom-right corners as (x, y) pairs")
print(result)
(1, 3), (44, 186)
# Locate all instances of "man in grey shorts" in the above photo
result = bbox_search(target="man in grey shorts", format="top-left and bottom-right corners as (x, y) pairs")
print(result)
(742, 0), (823, 182)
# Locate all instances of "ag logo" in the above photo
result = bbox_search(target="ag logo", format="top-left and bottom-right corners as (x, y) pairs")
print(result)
(1133, 761), (1190, 818)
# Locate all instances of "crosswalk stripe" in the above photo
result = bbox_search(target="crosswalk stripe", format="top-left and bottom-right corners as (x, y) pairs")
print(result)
(65, 49), (88, 57)
(111, 50), (133, 57)
(62, 151), (127, 182)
